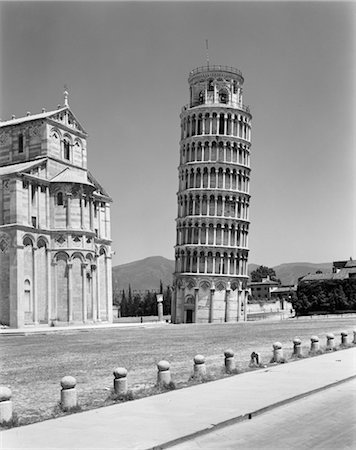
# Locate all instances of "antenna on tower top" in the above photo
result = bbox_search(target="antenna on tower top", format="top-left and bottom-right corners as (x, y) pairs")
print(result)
(205, 39), (210, 67)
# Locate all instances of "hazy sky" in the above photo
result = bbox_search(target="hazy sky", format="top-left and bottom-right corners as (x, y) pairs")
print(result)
(1, 1), (355, 267)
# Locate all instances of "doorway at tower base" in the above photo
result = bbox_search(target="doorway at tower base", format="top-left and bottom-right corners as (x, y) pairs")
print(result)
(173, 278), (249, 324)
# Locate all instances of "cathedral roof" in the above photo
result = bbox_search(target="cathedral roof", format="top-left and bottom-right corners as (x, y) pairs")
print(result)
(0, 108), (68, 128)
(50, 167), (94, 187)
(0, 105), (87, 135)
(0, 158), (47, 176)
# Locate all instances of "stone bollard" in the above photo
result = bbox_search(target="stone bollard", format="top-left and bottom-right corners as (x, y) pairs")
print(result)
(310, 336), (320, 353)
(249, 351), (261, 367)
(353, 330), (356, 345)
(60, 376), (77, 411)
(326, 333), (335, 351)
(157, 361), (171, 386)
(193, 355), (206, 379)
(0, 387), (12, 423)
(113, 367), (128, 395)
(341, 331), (348, 346)
(293, 338), (302, 357)
(224, 349), (236, 373)
(272, 342), (283, 363)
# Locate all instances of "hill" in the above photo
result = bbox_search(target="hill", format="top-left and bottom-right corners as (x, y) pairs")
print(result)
(272, 262), (333, 285)
(113, 257), (333, 291)
(248, 262), (333, 285)
(112, 256), (175, 292)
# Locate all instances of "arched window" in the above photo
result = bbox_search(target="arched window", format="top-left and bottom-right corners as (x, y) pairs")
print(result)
(219, 90), (228, 104)
(57, 192), (64, 206)
(64, 140), (70, 160)
(208, 79), (214, 92)
(18, 133), (24, 153)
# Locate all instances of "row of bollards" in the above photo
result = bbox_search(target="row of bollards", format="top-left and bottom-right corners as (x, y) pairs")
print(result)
(1, 329), (355, 425)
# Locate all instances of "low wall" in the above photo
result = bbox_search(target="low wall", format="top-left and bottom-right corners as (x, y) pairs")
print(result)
(113, 315), (171, 324)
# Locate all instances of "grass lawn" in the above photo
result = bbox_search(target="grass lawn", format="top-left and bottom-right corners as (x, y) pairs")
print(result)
(0, 317), (355, 426)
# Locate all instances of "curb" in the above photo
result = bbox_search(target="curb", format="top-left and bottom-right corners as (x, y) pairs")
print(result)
(152, 374), (356, 450)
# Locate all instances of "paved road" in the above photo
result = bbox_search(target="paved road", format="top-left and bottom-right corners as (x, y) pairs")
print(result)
(171, 378), (356, 450)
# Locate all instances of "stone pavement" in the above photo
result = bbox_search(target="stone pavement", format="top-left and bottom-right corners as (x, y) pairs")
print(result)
(0, 321), (168, 335)
(1, 347), (355, 450)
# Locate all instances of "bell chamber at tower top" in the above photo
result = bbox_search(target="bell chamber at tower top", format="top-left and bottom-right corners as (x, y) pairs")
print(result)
(184, 65), (250, 113)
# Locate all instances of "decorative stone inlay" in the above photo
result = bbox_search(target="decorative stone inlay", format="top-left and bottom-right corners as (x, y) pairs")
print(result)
(56, 235), (66, 246)
(0, 132), (10, 145)
(0, 233), (10, 253)
(200, 281), (210, 290)
(29, 125), (40, 137)
(72, 235), (81, 243)
(216, 282), (225, 291)
(187, 281), (195, 289)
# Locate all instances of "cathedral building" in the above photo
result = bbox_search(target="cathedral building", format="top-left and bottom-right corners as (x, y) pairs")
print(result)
(172, 65), (252, 323)
(0, 92), (113, 328)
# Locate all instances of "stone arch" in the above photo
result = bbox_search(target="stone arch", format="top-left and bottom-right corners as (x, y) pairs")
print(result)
(210, 167), (216, 188)
(23, 234), (35, 247)
(54, 251), (69, 263)
(199, 250), (205, 273)
(71, 251), (85, 263)
(201, 222), (207, 243)
(197, 141), (202, 160)
(37, 236), (49, 248)
(208, 223), (214, 245)
(207, 252), (213, 273)
(199, 279), (211, 290)
(218, 141), (224, 161)
(191, 142), (196, 161)
(63, 133), (72, 161)
(50, 127), (62, 140)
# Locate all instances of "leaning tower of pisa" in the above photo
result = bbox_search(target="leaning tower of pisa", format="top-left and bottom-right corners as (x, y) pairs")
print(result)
(172, 65), (252, 324)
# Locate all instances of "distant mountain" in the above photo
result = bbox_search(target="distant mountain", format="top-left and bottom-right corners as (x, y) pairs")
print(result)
(112, 257), (333, 292)
(249, 262), (333, 285)
(112, 256), (175, 292)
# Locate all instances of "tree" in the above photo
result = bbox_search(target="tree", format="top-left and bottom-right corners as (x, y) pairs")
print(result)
(163, 285), (172, 315)
(250, 265), (280, 283)
(120, 289), (128, 317)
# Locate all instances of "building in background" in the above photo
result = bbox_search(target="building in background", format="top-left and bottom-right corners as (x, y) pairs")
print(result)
(247, 277), (296, 320)
(172, 65), (252, 323)
(299, 259), (356, 282)
(0, 92), (113, 328)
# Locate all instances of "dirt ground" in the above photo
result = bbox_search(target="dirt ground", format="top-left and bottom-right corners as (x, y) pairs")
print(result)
(0, 317), (355, 425)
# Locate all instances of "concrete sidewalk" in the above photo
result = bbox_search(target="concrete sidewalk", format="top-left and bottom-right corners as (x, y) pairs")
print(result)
(1, 347), (356, 450)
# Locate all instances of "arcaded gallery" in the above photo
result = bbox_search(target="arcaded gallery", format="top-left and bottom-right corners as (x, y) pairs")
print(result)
(172, 65), (252, 324)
